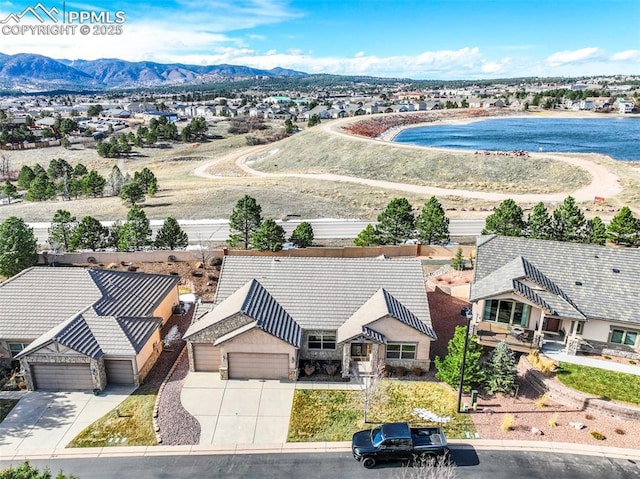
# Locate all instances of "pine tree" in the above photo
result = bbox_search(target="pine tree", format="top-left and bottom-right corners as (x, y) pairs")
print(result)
(527, 202), (553, 240)
(17, 165), (35, 189)
(81, 170), (106, 198)
(353, 224), (381, 247)
(482, 199), (525, 236)
(289, 221), (314, 248)
(155, 217), (189, 250)
(606, 206), (640, 246)
(252, 218), (286, 251)
(584, 216), (607, 246)
(118, 205), (152, 251)
(483, 340), (518, 395)
(26, 173), (56, 201)
(2, 180), (18, 204)
(451, 247), (465, 271)
(435, 325), (484, 391)
(0, 217), (38, 277)
(228, 195), (262, 249)
(48, 209), (77, 252)
(119, 181), (145, 206)
(550, 196), (586, 242)
(71, 216), (109, 251)
(416, 196), (450, 245)
(376, 197), (415, 245)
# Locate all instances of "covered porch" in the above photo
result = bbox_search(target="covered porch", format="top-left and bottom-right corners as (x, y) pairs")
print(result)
(474, 321), (538, 353)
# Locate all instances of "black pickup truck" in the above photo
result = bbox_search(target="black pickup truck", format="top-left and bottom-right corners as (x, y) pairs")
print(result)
(352, 422), (448, 468)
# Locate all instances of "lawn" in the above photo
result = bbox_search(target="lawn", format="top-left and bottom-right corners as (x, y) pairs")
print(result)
(0, 399), (18, 422)
(67, 387), (158, 447)
(287, 380), (475, 442)
(556, 362), (640, 406)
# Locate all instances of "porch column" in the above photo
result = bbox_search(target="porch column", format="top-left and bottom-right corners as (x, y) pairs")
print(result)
(341, 343), (350, 379)
(533, 315), (545, 349)
(371, 343), (380, 373)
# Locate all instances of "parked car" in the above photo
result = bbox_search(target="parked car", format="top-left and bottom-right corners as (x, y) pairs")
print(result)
(352, 422), (448, 468)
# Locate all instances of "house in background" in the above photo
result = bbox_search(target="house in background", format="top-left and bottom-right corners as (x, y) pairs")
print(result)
(469, 236), (640, 359)
(0, 267), (180, 391)
(184, 257), (436, 380)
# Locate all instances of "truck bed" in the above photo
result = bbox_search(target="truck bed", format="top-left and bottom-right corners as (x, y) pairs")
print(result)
(410, 427), (446, 447)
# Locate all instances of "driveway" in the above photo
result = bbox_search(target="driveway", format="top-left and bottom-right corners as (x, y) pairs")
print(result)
(0, 386), (135, 454)
(181, 372), (295, 445)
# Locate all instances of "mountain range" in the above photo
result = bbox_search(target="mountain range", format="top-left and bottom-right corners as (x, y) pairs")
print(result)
(0, 52), (307, 92)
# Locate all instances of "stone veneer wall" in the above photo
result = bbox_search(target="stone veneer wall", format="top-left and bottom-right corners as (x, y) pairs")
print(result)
(20, 355), (107, 391)
(517, 356), (640, 421)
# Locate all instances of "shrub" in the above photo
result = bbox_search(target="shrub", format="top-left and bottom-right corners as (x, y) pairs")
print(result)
(395, 366), (407, 377)
(585, 413), (594, 420)
(527, 350), (558, 376)
(548, 413), (559, 428)
(629, 360), (637, 365)
(603, 355), (612, 360)
(412, 367), (422, 377)
(590, 431), (606, 441)
(614, 428), (625, 435)
(501, 414), (515, 432)
(534, 393), (548, 409)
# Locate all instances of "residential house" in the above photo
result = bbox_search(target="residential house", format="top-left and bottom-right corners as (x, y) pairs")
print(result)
(469, 236), (640, 359)
(184, 257), (436, 380)
(0, 267), (180, 391)
(619, 101), (635, 114)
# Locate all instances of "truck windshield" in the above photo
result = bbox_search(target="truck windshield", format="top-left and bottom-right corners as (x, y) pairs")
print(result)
(371, 427), (383, 447)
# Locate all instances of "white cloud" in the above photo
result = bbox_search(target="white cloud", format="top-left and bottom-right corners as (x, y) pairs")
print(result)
(546, 47), (604, 66)
(611, 50), (640, 61)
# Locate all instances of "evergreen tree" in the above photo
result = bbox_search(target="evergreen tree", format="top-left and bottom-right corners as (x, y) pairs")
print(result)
(550, 196), (586, 242)
(434, 325), (484, 392)
(527, 202), (553, 240)
(606, 206), (640, 246)
(133, 167), (158, 196)
(17, 165), (35, 189)
(353, 224), (381, 247)
(289, 221), (314, 248)
(584, 216), (607, 246)
(48, 209), (77, 252)
(228, 195), (262, 249)
(416, 196), (449, 245)
(0, 217), (38, 277)
(118, 205), (152, 251)
(2, 180), (18, 204)
(26, 173), (56, 201)
(483, 340), (518, 395)
(73, 163), (88, 177)
(451, 247), (465, 271)
(47, 158), (72, 180)
(71, 216), (109, 251)
(155, 217), (189, 250)
(252, 218), (286, 251)
(482, 199), (525, 236)
(376, 197), (415, 245)
(81, 170), (106, 197)
(119, 181), (145, 206)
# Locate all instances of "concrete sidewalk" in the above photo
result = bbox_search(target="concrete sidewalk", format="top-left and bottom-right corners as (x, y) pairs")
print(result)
(0, 387), (135, 456)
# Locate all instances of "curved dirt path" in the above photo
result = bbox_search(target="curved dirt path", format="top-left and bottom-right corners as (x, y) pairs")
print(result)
(194, 116), (622, 203)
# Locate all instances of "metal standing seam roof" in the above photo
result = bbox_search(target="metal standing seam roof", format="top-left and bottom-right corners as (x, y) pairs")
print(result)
(3, 267), (178, 358)
(215, 257), (433, 331)
(471, 236), (640, 324)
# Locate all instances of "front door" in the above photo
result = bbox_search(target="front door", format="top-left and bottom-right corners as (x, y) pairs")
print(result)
(351, 342), (371, 361)
(544, 317), (561, 333)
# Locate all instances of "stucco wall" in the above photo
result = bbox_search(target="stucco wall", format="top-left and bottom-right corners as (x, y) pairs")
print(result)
(136, 328), (163, 383)
(153, 286), (180, 325)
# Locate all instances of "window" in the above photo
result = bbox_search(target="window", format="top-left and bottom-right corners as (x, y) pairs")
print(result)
(483, 300), (530, 326)
(386, 343), (417, 360)
(8, 343), (29, 358)
(609, 328), (638, 347)
(307, 333), (336, 350)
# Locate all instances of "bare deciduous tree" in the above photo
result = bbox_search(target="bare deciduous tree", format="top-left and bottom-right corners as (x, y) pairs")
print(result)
(350, 360), (386, 423)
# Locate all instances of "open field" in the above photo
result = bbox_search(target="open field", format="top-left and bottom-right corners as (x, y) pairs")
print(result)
(1, 110), (638, 223)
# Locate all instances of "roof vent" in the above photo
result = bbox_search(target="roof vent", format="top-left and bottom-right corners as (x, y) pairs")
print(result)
(594, 255), (599, 259)
(575, 281), (582, 286)
(612, 268), (620, 273)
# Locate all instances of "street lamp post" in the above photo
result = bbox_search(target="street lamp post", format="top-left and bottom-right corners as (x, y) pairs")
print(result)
(457, 308), (473, 413)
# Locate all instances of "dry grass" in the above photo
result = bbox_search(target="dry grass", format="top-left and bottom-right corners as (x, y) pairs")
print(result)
(501, 413), (515, 432)
(67, 387), (157, 447)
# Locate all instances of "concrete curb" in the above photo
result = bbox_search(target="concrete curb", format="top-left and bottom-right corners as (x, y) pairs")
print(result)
(2, 440), (640, 462)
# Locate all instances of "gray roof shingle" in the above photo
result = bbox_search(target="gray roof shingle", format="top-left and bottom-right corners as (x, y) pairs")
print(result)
(471, 236), (640, 324)
(215, 257), (433, 332)
(1, 267), (178, 358)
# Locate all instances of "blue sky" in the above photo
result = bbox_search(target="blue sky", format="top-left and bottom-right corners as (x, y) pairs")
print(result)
(1, 0), (639, 79)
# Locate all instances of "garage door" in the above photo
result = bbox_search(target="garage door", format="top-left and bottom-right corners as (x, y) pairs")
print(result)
(105, 359), (135, 385)
(192, 344), (221, 371)
(31, 363), (93, 391)
(228, 353), (289, 380)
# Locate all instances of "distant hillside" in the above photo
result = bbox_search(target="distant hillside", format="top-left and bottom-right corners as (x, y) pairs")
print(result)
(0, 52), (307, 92)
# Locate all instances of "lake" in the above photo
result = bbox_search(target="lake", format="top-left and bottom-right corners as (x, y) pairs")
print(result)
(393, 116), (640, 161)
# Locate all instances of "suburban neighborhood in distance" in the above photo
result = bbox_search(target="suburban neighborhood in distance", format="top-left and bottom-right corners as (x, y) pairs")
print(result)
(1, 0), (640, 477)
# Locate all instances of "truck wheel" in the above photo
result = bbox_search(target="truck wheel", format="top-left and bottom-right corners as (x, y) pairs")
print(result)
(362, 457), (376, 469)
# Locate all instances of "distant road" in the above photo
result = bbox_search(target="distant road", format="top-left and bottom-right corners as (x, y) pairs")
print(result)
(28, 218), (486, 245)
